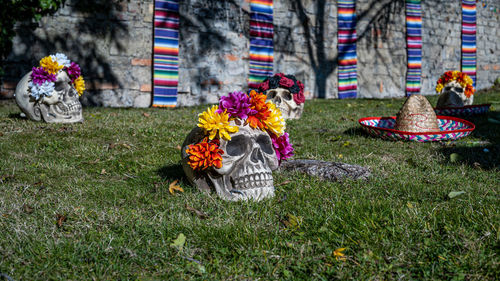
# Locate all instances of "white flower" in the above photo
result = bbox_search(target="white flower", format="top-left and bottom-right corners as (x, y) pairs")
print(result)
(50, 53), (71, 67)
(29, 81), (55, 100)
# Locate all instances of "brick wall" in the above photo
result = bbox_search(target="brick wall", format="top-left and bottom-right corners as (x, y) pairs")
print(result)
(1, 0), (499, 106)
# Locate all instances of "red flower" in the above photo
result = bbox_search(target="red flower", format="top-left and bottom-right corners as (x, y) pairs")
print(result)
(186, 138), (223, 171)
(298, 80), (304, 93)
(293, 91), (305, 105)
(279, 77), (294, 88)
(258, 80), (270, 92)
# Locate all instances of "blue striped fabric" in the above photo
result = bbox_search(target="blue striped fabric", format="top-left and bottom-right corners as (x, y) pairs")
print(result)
(405, 0), (422, 95)
(153, 0), (180, 107)
(248, 0), (274, 89)
(461, 0), (476, 88)
(337, 0), (357, 99)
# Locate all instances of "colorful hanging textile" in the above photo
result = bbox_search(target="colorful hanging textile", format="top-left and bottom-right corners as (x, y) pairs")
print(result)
(248, 0), (274, 89)
(405, 0), (422, 95)
(461, 0), (477, 88)
(337, 0), (357, 99)
(153, 0), (179, 108)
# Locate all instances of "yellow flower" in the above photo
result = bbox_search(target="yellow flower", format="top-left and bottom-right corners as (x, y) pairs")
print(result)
(74, 76), (85, 96)
(435, 84), (443, 93)
(198, 105), (238, 140)
(40, 56), (63, 74)
(333, 247), (346, 261)
(264, 102), (285, 136)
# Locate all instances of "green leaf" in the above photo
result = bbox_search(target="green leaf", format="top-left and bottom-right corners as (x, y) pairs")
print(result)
(448, 191), (465, 199)
(450, 153), (461, 163)
(171, 233), (186, 251)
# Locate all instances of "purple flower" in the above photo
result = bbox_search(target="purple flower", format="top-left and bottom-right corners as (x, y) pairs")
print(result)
(31, 67), (56, 85)
(216, 91), (253, 119)
(67, 62), (81, 82)
(271, 132), (294, 164)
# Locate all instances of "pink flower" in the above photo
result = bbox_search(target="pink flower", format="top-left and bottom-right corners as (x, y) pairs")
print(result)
(293, 91), (305, 105)
(258, 80), (269, 92)
(31, 67), (56, 85)
(279, 77), (294, 88)
(271, 132), (294, 164)
(67, 62), (81, 82)
(276, 73), (285, 79)
(216, 91), (253, 119)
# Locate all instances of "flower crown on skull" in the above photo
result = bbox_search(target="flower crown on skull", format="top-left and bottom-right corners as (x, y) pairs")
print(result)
(186, 90), (294, 171)
(28, 53), (85, 101)
(257, 73), (305, 105)
(435, 71), (475, 98)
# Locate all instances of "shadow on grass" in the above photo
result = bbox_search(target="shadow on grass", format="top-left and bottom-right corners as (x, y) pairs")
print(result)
(8, 113), (23, 120)
(343, 126), (370, 138)
(157, 164), (189, 184)
(438, 111), (500, 170)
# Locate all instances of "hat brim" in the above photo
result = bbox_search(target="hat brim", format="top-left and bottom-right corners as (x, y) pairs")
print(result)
(358, 116), (475, 142)
(434, 104), (491, 116)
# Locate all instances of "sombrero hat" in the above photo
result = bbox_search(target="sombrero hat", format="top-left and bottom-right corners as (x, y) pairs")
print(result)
(359, 95), (475, 142)
(434, 104), (491, 116)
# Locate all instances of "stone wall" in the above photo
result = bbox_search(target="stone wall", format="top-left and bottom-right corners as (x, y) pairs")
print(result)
(1, 0), (500, 107)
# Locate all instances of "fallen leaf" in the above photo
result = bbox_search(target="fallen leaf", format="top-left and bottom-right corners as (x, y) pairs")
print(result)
(276, 180), (291, 186)
(171, 233), (186, 251)
(143, 112), (151, 117)
(56, 214), (66, 228)
(169, 180), (184, 194)
(448, 191), (466, 199)
(342, 141), (352, 147)
(101, 169), (106, 175)
(176, 145), (182, 151)
(108, 143), (117, 150)
(329, 136), (342, 142)
(282, 213), (302, 231)
(334, 247), (347, 261)
(122, 143), (132, 149)
(22, 204), (34, 214)
(89, 158), (100, 164)
(185, 205), (209, 219)
(450, 153), (461, 163)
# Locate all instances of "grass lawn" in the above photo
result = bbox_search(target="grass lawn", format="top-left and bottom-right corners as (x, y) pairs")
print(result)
(0, 89), (499, 280)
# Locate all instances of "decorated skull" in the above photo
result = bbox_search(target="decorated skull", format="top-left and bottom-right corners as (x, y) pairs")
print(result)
(435, 71), (475, 108)
(258, 73), (305, 119)
(14, 53), (85, 123)
(181, 91), (294, 201)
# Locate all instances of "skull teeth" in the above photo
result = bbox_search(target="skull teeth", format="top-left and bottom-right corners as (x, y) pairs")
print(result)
(59, 102), (82, 113)
(232, 172), (273, 190)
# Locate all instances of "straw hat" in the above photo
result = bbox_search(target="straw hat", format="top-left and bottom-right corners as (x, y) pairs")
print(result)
(394, 95), (439, 132)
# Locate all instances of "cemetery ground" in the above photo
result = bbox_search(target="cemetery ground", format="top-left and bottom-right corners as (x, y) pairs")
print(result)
(0, 89), (499, 280)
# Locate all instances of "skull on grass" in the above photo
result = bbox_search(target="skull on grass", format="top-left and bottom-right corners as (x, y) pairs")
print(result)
(14, 54), (84, 123)
(258, 73), (305, 119)
(181, 91), (293, 201)
(435, 71), (474, 108)
(182, 122), (278, 201)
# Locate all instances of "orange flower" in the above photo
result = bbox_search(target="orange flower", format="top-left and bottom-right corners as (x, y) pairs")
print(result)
(247, 90), (270, 130)
(186, 138), (223, 171)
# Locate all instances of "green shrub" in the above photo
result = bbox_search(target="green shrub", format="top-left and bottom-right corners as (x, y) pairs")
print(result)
(0, 0), (66, 75)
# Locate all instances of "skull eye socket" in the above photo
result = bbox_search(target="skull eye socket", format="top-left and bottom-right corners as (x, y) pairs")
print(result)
(225, 135), (248, 156)
(454, 87), (464, 93)
(445, 86), (452, 91)
(54, 81), (67, 91)
(267, 90), (277, 100)
(256, 135), (274, 154)
(282, 91), (292, 101)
